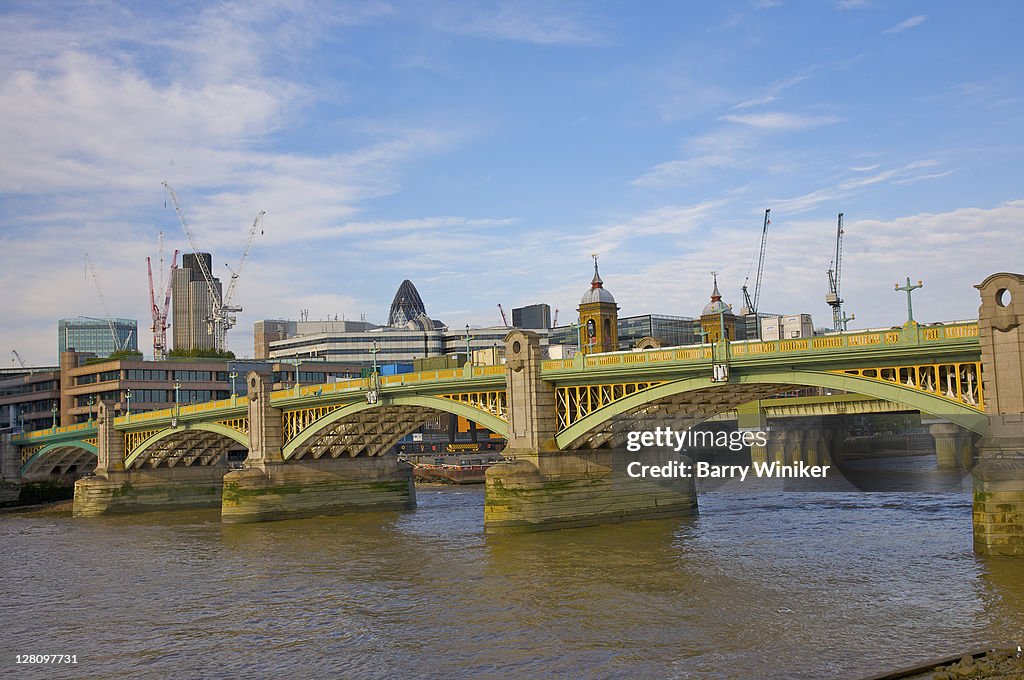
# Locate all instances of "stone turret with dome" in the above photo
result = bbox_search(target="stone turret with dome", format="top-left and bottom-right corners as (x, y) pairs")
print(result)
(577, 255), (619, 353)
(699, 271), (737, 342)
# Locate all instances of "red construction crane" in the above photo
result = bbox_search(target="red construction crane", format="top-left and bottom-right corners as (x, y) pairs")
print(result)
(148, 232), (179, 360)
(497, 303), (509, 327)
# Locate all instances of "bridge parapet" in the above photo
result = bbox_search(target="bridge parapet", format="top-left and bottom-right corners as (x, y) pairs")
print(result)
(540, 321), (979, 374)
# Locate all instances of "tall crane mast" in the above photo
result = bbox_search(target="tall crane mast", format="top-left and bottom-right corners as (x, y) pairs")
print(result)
(11, 350), (27, 368)
(84, 253), (131, 352)
(161, 182), (263, 353)
(162, 182), (227, 350)
(222, 210), (265, 317)
(740, 208), (771, 336)
(497, 303), (509, 327)
(826, 212), (854, 331)
(147, 232), (179, 360)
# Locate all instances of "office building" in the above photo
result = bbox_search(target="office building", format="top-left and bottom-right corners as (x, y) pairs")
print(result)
(259, 279), (516, 366)
(58, 317), (138, 358)
(255, 319), (378, 359)
(55, 350), (363, 426)
(172, 252), (222, 352)
(512, 304), (551, 330)
(267, 326), (515, 366)
(0, 367), (60, 433)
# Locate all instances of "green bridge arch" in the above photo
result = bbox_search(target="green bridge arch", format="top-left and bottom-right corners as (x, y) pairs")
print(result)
(20, 441), (98, 476)
(555, 369), (988, 450)
(123, 422), (250, 468)
(283, 394), (509, 460)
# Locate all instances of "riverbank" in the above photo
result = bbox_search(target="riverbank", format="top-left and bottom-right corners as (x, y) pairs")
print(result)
(0, 498), (73, 515)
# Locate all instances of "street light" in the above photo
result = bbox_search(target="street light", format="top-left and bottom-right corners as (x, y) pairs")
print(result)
(464, 324), (472, 367)
(229, 369), (239, 400)
(172, 380), (181, 427)
(18, 406), (26, 433)
(124, 389), (132, 417)
(370, 341), (380, 377)
(895, 277), (924, 324)
(87, 396), (95, 425)
(293, 357), (302, 393)
(51, 401), (58, 430)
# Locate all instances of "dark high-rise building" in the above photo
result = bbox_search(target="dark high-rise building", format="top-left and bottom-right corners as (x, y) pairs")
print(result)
(512, 303), (551, 329)
(388, 280), (428, 328)
(172, 252), (222, 352)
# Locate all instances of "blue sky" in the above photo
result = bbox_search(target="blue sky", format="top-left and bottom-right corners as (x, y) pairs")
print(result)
(1, 0), (1022, 364)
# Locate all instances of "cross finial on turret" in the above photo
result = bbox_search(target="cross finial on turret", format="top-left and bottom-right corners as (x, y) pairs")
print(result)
(710, 270), (721, 301)
(591, 252), (603, 288)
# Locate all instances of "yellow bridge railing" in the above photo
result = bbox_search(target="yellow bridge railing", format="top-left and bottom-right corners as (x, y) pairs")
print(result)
(540, 322), (978, 372)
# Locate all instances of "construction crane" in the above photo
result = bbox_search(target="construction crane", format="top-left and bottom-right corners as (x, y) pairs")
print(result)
(161, 182), (264, 352)
(147, 232), (179, 360)
(222, 210), (265, 322)
(497, 304), (509, 327)
(11, 350), (27, 368)
(553, 308), (559, 327)
(740, 209), (771, 336)
(84, 253), (132, 352)
(826, 212), (854, 331)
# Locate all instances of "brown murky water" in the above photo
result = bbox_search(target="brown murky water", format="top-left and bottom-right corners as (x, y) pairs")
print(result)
(1, 456), (1022, 679)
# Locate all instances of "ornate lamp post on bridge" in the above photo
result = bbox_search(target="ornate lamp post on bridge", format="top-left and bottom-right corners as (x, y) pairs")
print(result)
(51, 401), (58, 430)
(86, 396), (95, 425)
(229, 369), (239, 402)
(464, 324), (473, 367)
(172, 380), (181, 427)
(124, 389), (132, 418)
(895, 277), (924, 324)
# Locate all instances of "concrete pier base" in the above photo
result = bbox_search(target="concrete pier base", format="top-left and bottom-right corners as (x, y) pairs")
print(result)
(931, 423), (962, 470)
(973, 457), (1024, 556)
(0, 480), (20, 504)
(484, 447), (697, 534)
(73, 467), (225, 517)
(220, 457), (415, 524)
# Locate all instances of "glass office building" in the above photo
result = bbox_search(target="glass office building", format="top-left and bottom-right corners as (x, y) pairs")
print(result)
(58, 317), (138, 358)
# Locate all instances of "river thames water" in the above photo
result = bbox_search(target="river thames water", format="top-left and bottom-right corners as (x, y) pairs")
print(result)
(2, 457), (1023, 679)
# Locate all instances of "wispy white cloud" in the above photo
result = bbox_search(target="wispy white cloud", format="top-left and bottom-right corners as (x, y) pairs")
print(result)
(721, 112), (843, 130)
(427, 2), (606, 45)
(630, 128), (756, 188)
(732, 74), (809, 109)
(883, 15), (926, 34)
(771, 160), (940, 213)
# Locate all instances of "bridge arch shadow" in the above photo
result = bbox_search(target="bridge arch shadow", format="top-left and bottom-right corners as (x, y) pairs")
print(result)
(556, 370), (987, 451)
(283, 395), (508, 461)
(124, 422), (249, 470)
(20, 441), (98, 478)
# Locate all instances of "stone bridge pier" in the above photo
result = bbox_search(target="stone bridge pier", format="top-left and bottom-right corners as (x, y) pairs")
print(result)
(0, 434), (22, 504)
(484, 331), (697, 533)
(220, 372), (415, 523)
(74, 403), (226, 516)
(973, 273), (1024, 556)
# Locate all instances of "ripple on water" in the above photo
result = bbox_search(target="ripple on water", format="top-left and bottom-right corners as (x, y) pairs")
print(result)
(0, 482), (1020, 679)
